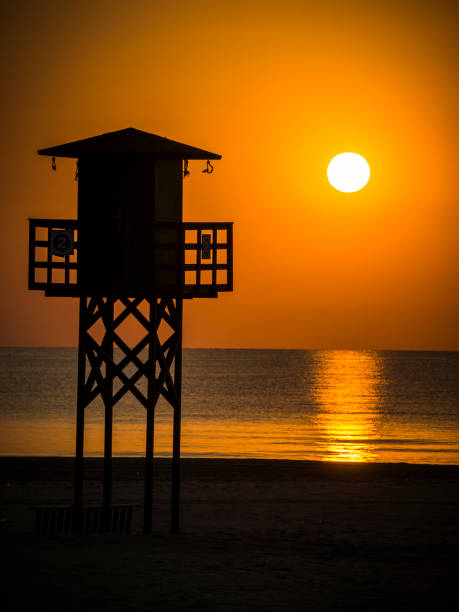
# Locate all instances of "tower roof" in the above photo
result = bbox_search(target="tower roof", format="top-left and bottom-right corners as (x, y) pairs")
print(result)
(37, 127), (222, 160)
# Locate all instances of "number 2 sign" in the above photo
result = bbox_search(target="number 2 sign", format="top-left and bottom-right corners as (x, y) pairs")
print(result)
(49, 230), (74, 256)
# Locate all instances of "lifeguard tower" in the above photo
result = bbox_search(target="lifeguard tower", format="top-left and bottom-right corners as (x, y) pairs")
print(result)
(28, 128), (233, 533)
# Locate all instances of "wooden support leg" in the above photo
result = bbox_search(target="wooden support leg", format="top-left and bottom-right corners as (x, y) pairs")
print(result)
(102, 299), (114, 532)
(171, 298), (183, 534)
(144, 407), (154, 534)
(144, 298), (157, 534)
(73, 297), (87, 531)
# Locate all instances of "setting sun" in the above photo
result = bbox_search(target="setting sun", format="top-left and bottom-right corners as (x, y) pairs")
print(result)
(327, 153), (370, 193)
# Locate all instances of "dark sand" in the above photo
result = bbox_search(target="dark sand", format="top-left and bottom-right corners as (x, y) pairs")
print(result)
(1, 457), (458, 611)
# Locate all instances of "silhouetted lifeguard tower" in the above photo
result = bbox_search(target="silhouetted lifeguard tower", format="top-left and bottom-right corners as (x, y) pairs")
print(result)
(28, 128), (233, 533)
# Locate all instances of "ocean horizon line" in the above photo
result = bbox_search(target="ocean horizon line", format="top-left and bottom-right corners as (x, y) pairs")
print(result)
(1, 346), (458, 352)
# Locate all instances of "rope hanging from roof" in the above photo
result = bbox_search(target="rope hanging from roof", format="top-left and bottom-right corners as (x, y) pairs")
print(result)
(202, 160), (213, 174)
(183, 159), (190, 178)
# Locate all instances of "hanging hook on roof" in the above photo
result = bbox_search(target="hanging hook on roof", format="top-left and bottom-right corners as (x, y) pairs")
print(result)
(51, 156), (56, 171)
(202, 160), (214, 174)
(183, 159), (190, 178)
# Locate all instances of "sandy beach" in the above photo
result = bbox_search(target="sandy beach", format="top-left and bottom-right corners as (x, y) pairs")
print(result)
(2, 457), (459, 611)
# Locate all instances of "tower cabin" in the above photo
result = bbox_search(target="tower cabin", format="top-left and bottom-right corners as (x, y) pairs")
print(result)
(29, 127), (233, 298)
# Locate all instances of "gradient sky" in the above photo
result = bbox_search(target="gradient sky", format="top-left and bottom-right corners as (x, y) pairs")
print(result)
(0, 0), (457, 349)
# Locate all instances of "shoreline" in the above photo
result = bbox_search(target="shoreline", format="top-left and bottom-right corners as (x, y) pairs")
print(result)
(2, 455), (459, 483)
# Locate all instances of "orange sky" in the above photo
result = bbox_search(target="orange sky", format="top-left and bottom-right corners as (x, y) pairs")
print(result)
(0, 0), (457, 349)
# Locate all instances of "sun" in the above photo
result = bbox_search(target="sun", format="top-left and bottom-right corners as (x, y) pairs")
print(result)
(327, 153), (370, 193)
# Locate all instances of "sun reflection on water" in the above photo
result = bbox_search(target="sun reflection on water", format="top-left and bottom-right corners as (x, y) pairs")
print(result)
(311, 350), (382, 462)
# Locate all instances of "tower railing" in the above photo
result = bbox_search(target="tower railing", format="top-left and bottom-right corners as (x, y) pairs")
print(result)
(28, 218), (233, 297)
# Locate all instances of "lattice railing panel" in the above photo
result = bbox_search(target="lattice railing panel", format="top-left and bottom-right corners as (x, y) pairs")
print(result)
(28, 218), (78, 291)
(28, 219), (233, 297)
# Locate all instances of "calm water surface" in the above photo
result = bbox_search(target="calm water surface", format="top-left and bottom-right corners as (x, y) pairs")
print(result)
(0, 348), (458, 464)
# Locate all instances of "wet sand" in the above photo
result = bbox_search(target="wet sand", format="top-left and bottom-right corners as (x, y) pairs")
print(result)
(2, 457), (459, 611)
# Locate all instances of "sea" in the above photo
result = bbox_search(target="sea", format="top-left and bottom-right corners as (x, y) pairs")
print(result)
(0, 348), (458, 465)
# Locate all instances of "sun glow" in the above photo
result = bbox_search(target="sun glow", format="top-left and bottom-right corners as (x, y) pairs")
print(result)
(327, 152), (370, 193)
